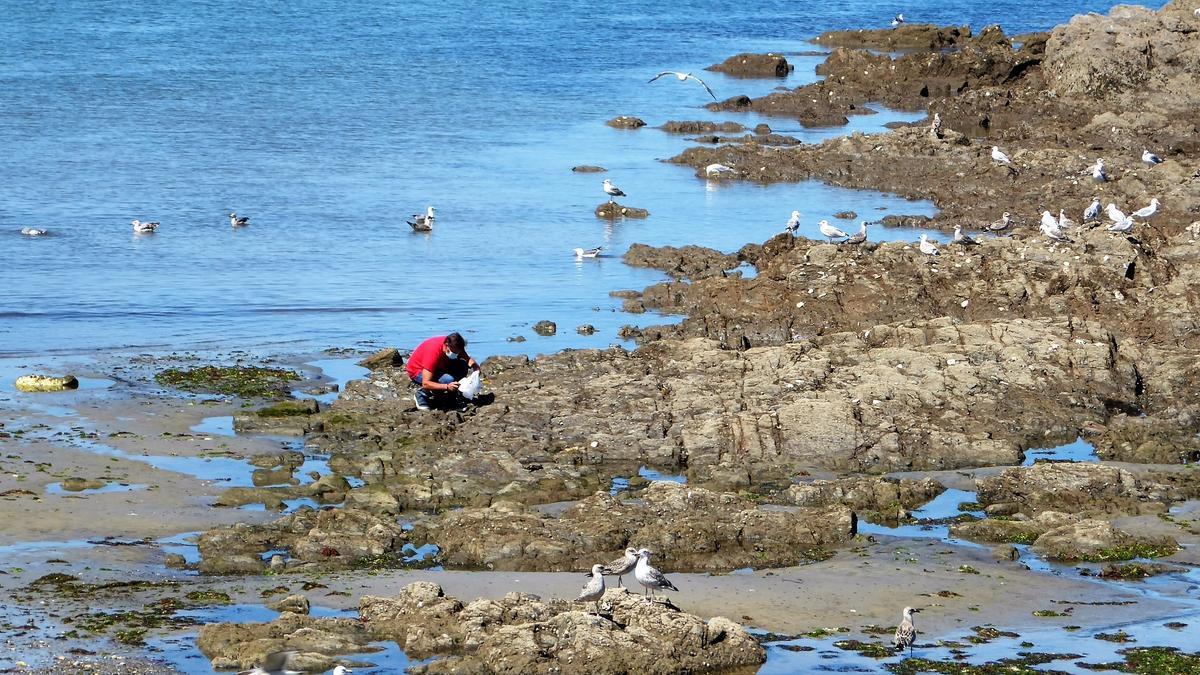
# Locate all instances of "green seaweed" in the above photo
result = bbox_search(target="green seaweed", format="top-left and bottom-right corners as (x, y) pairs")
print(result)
(834, 639), (893, 658)
(155, 365), (300, 398)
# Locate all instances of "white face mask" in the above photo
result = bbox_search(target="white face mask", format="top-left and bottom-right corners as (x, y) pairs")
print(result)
(446, 351), (459, 360)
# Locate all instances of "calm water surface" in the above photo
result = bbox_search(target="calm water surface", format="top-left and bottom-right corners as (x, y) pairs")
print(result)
(0, 0), (1128, 359)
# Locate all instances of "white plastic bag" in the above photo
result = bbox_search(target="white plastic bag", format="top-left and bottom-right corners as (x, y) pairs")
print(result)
(458, 370), (482, 400)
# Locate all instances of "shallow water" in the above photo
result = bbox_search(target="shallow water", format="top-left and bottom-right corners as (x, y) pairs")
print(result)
(0, 0), (1129, 361)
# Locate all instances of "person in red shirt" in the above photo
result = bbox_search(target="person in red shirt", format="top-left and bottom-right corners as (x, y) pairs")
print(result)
(406, 332), (480, 411)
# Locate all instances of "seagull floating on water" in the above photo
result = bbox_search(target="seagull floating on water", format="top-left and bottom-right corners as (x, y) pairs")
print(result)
(576, 564), (607, 614)
(990, 146), (1011, 165)
(332, 667), (352, 675)
(1083, 197), (1101, 223)
(237, 650), (300, 675)
(601, 547), (639, 588)
(893, 607), (921, 655)
(229, 212), (250, 227)
(818, 219), (848, 243)
(786, 210), (802, 235)
(846, 221), (868, 245)
(407, 206), (435, 232)
(1142, 149), (1163, 166)
(602, 179), (626, 203)
(988, 212), (1012, 232)
(1089, 158), (1107, 182)
(574, 246), (602, 259)
(1131, 197), (1159, 220)
(131, 219), (159, 234)
(634, 548), (679, 600)
(20, 227), (48, 237)
(705, 163), (736, 177)
(891, 13), (906, 27)
(953, 224), (980, 246)
(918, 234), (939, 256)
(648, 71), (716, 100)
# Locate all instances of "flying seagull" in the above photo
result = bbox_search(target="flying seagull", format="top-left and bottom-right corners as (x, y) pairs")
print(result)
(786, 210), (801, 235)
(602, 178), (626, 202)
(237, 650), (301, 675)
(634, 548), (679, 600)
(990, 146), (1011, 165)
(1082, 197), (1101, 223)
(229, 212), (250, 227)
(818, 219), (848, 243)
(1142, 149), (1163, 166)
(918, 233), (939, 256)
(648, 71), (717, 100)
(573, 246), (602, 259)
(576, 564), (607, 614)
(891, 13), (906, 27)
(893, 607), (921, 655)
(131, 219), (159, 234)
(407, 206), (435, 232)
(1131, 198), (1159, 219)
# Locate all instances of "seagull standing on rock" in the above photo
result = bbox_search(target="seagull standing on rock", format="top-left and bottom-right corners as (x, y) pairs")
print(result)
(991, 146), (1012, 165)
(1142, 149), (1163, 166)
(918, 234), (939, 256)
(988, 212), (1012, 232)
(648, 71), (717, 100)
(893, 607), (922, 655)
(1106, 203), (1127, 225)
(1083, 197), (1101, 223)
(846, 221), (868, 245)
(601, 547), (639, 588)
(1131, 197), (1160, 220)
(818, 219), (848, 243)
(929, 112), (942, 138)
(786, 210), (802, 235)
(634, 548), (679, 600)
(1058, 209), (1078, 230)
(576, 564), (607, 614)
(237, 650), (300, 675)
(953, 224), (980, 246)
(1107, 215), (1134, 233)
(602, 179), (626, 203)
(1040, 211), (1071, 242)
(1089, 158), (1107, 182)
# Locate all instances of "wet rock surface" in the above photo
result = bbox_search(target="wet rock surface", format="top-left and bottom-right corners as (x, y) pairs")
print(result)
(604, 116), (646, 129)
(813, 24), (972, 51)
(705, 52), (792, 77)
(361, 582), (766, 674)
(595, 201), (650, 219)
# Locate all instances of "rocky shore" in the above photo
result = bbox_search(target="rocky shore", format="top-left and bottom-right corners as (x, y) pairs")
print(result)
(3, 2), (1200, 673)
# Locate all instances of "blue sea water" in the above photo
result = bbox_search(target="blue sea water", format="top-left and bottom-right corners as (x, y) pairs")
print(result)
(0, 0), (1128, 360)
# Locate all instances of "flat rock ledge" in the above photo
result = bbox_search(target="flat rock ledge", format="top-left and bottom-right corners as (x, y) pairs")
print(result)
(361, 582), (767, 674)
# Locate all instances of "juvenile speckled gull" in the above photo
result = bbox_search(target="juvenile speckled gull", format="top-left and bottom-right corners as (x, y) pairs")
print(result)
(893, 607), (922, 655)
(818, 219), (848, 242)
(1131, 198), (1160, 219)
(918, 233), (939, 256)
(1142, 149), (1163, 166)
(601, 547), (639, 587)
(953, 224), (979, 246)
(990, 146), (1011, 164)
(988, 212), (1011, 232)
(634, 548), (679, 599)
(845, 221), (868, 245)
(786, 210), (801, 235)
(237, 650), (300, 675)
(576, 564), (607, 614)
(648, 71), (717, 100)
(229, 212), (250, 227)
(1083, 197), (1101, 223)
(407, 206), (435, 232)
(602, 179), (626, 202)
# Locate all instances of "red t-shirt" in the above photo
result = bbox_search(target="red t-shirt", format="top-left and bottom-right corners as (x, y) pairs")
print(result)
(406, 335), (448, 380)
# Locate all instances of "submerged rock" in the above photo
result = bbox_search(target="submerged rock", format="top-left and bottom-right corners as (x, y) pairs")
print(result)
(605, 116), (646, 129)
(361, 582), (766, 673)
(14, 374), (79, 392)
(659, 120), (746, 134)
(705, 53), (792, 77)
(594, 202), (649, 219)
(532, 320), (557, 336)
